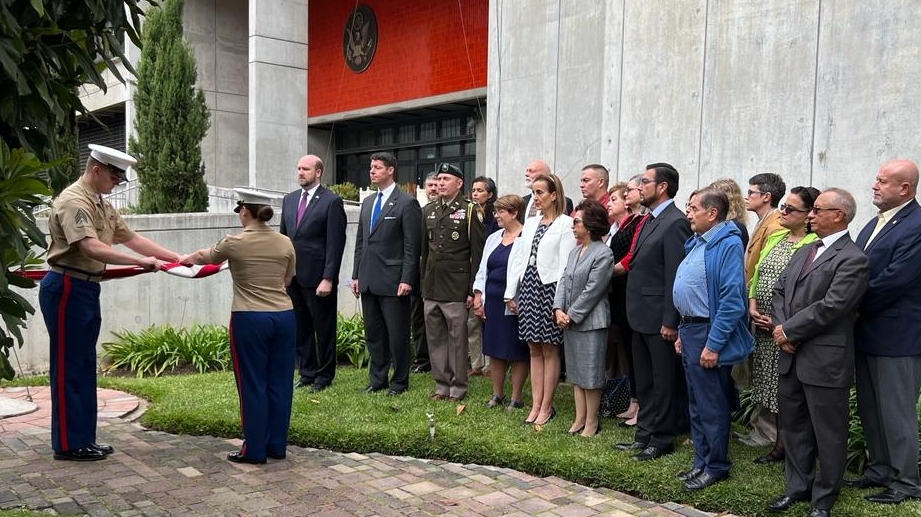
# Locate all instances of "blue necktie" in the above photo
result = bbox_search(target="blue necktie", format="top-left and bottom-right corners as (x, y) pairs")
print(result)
(370, 192), (383, 229)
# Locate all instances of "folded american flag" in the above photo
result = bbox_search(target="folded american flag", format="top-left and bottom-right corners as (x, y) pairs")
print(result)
(16, 262), (229, 282)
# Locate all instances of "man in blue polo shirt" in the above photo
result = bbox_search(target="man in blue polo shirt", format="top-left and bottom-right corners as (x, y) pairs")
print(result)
(673, 187), (754, 489)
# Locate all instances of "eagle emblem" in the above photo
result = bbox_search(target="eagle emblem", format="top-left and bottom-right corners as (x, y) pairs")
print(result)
(343, 5), (377, 73)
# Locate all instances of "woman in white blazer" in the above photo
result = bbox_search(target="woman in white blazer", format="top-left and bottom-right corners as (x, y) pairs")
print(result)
(504, 174), (576, 426)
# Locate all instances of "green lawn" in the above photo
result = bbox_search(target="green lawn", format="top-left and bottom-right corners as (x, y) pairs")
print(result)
(6, 368), (920, 517)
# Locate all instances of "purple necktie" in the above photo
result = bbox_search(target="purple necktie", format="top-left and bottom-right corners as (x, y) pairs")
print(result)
(296, 191), (308, 226)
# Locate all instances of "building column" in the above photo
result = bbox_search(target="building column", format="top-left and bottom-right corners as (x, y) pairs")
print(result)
(248, 0), (308, 191)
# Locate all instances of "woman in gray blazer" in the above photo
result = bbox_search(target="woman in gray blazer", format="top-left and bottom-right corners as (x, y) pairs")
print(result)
(554, 200), (614, 437)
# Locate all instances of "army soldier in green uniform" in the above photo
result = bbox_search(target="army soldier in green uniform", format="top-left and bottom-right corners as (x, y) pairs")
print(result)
(421, 163), (486, 401)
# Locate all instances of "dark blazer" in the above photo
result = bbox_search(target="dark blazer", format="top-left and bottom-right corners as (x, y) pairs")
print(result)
(279, 185), (347, 287)
(854, 199), (921, 356)
(352, 187), (422, 295)
(625, 201), (692, 334)
(771, 235), (869, 388)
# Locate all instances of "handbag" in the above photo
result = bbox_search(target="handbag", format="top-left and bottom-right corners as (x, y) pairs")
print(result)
(600, 376), (631, 418)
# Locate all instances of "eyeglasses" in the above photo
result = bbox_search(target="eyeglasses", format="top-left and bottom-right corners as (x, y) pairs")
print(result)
(747, 189), (766, 197)
(639, 178), (660, 185)
(810, 205), (843, 215)
(779, 203), (808, 214)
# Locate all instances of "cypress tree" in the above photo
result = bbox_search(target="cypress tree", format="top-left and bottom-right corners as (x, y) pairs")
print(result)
(129, 0), (210, 213)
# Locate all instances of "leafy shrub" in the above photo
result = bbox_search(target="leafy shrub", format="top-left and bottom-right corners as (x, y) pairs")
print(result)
(336, 313), (368, 368)
(102, 324), (230, 377)
(328, 182), (359, 202)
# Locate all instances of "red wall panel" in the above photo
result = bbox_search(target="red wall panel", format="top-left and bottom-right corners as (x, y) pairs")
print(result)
(308, 0), (488, 117)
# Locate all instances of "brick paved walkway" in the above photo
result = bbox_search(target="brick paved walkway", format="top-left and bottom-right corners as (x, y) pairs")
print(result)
(0, 387), (729, 517)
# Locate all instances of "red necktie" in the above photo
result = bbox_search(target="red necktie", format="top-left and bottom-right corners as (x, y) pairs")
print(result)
(797, 239), (824, 280)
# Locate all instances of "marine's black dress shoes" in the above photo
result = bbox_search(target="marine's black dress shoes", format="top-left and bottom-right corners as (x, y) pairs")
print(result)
(683, 471), (727, 490)
(865, 488), (921, 504)
(632, 444), (674, 461)
(308, 384), (329, 393)
(766, 494), (809, 512)
(676, 467), (704, 482)
(54, 447), (107, 461)
(806, 508), (830, 517)
(90, 443), (114, 455)
(294, 379), (312, 389)
(227, 451), (266, 464)
(613, 441), (646, 451)
(364, 385), (385, 393)
(386, 389), (405, 396)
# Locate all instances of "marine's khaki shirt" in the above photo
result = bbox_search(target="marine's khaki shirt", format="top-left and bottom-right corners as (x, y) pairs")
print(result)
(210, 226), (296, 312)
(46, 178), (136, 273)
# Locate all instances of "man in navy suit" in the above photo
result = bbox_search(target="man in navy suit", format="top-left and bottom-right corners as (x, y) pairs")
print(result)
(280, 155), (347, 392)
(847, 159), (921, 505)
(351, 152), (422, 396)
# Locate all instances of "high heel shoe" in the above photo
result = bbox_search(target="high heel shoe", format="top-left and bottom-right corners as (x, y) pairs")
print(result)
(581, 422), (601, 437)
(534, 407), (556, 426)
(568, 425), (585, 435)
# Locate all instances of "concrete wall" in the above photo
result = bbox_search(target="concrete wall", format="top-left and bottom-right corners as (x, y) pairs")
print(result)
(485, 0), (921, 224)
(16, 207), (362, 375)
(185, 0), (250, 188)
(248, 0), (308, 192)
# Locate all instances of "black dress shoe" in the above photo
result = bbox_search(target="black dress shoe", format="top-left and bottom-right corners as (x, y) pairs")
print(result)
(308, 384), (329, 393)
(754, 451), (785, 464)
(54, 447), (107, 462)
(267, 452), (286, 460)
(683, 471), (727, 490)
(865, 488), (921, 504)
(227, 451), (266, 464)
(766, 494), (809, 512)
(633, 444), (674, 461)
(806, 508), (830, 517)
(386, 389), (405, 396)
(410, 364), (430, 373)
(364, 385), (385, 393)
(843, 476), (885, 489)
(614, 441), (646, 451)
(294, 379), (312, 389)
(89, 443), (114, 455)
(676, 467), (704, 482)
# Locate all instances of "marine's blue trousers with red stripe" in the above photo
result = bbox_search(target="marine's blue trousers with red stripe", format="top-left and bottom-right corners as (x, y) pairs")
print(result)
(39, 271), (101, 453)
(229, 310), (296, 461)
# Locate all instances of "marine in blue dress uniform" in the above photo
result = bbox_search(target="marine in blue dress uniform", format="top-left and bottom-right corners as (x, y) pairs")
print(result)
(181, 189), (296, 464)
(39, 145), (179, 461)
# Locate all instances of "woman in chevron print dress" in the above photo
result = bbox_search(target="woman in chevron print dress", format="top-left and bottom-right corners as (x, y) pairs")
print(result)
(505, 174), (576, 426)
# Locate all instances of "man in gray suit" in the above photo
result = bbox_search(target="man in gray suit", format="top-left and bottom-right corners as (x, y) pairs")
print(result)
(614, 162), (692, 461)
(766, 188), (869, 517)
(351, 152), (422, 396)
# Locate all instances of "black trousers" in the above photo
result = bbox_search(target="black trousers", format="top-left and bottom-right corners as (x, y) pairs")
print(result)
(362, 292), (411, 392)
(631, 331), (688, 448)
(289, 282), (338, 387)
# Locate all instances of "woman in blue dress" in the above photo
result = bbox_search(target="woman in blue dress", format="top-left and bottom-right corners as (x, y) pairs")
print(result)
(473, 195), (528, 409)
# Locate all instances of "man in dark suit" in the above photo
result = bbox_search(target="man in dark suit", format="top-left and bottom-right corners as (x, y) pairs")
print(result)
(767, 188), (869, 517)
(614, 162), (692, 461)
(351, 152), (422, 396)
(280, 155), (346, 392)
(848, 159), (921, 505)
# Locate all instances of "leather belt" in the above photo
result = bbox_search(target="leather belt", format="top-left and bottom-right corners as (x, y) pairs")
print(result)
(679, 316), (710, 325)
(50, 266), (103, 283)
